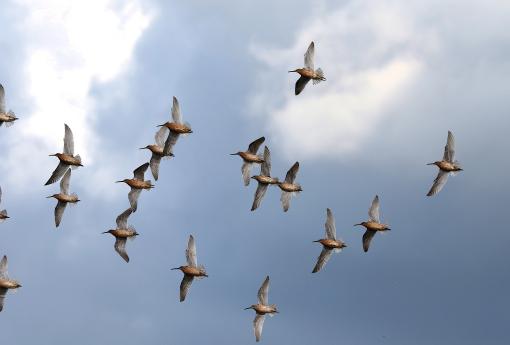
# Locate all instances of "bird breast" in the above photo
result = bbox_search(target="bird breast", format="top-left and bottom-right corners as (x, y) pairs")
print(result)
(164, 122), (191, 134)
(437, 161), (460, 172)
(54, 193), (79, 203)
(254, 175), (278, 184)
(57, 153), (81, 166)
(364, 221), (388, 231)
(239, 152), (264, 163)
(126, 179), (152, 189)
(254, 304), (276, 315)
(112, 229), (137, 238)
(278, 183), (300, 192)
(0, 279), (19, 289)
(181, 266), (204, 276)
(297, 68), (315, 78)
(320, 239), (342, 249)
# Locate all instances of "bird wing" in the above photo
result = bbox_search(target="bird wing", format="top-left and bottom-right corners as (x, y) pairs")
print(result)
(133, 162), (149, 180)
(63, 124), (74, 155)
(241, 162), (252, 186)
(443, 130), (455, 163)
(0, 186), (2, 205)
(261, 146), (271, 176)
(0, 84), (5, 114)
(171, 96), (183, 124)
(60, 169), (71, 195)
(179, 274), (194, 302)
(114, 237), (129, 263)
(362, 230), (377, 252)
(45, 163), (70, 185)
(257, 276), (270, 305)
(281, 191), (291, 212)
(0, 287), (7, 312)
(128, 188), (142, 213)
(427, 170), (449, 197)
(325, 208), (336, 239)
(116, 208), (132, 229)
(149, 154), (162, 181)
(163, 132), (179, 156)
(284, 162), (299, 183)
(312, 248), (333, 273)
(251, 183), (269, 211)
(295, 76), (311, 95)
(54, 201), (67, 228)
(186, 235), (198, 267)
(0, 256), (8, 279)
(304, 41), (315, 70)
(247, 137), (265, 154)
(154, 126), (169, 148)
(368, 195), (380, 223)
(254, 314), (265, 342)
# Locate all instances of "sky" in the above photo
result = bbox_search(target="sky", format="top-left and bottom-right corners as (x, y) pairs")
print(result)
(0, 0), (509, 344)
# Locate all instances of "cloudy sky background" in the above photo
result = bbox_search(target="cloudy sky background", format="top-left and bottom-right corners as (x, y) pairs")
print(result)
(1, 0), (509, 343)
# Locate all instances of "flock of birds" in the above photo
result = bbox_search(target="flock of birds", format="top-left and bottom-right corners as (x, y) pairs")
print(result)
(0, 41), (463, 342)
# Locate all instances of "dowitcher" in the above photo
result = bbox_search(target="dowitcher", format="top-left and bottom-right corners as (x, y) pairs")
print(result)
(250, 146), (279, 211)
(231, 136), (265, 186)
(171, 235), (208, 302)
(0, 84), (18, 127)
(354, 195), (390, 252)
(116, 162), (154, 212)
(0, 187), (9, 222)
(103, 208), (138, 263)
(45, 124), (82, 185)
(427, 131), (462, 196)
(140, 127), (175, 181)
(158, 96), (192, 155)
(312, 208), (346, 273)
(277, 162), (302, 212)
(46, 169), (79, 227)
(0, 255), (21, 312)
(289, 41), (326, 95)
(244, 276), (278, 342)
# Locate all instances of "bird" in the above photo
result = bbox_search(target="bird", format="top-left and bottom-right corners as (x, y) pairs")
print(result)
(231, 136), (265, 186)
(103, 208), (138, 263)
(426, 130), (462, 196)
(116, 162), (154, 212)
(354, 195), (390, 252)
(250, 146), (279, 211)
(244, 276), (278, 342)
(171, 235), (208, 302)
(312, 208), (347, 273)
(45, 124), (82, 185)
(139, 127), (175, 181)
(0, 84), (18, 127)
(46, 169), (80, 227)
(0, 255), (21, 312)
(0, 187), (9, 222)
(277, 162), (302, 212)
(158, 96), (192, 155)
(288, 41), (326, 95)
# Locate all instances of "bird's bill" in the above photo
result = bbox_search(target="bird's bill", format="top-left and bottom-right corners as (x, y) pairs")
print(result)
(138, 147), (148, 150)
(45, 195), (54, 198)
(288, 69), (298, 73)
(354, 223), (363, 226)
(170, 267), (180, 270)
(243, 306), (253, 310)
(101, 231), (109, 234)
(230, 152), (239, 156)
(48, 153), (57, 157)
(426, 162), (435, 165)
(115, 180), (124, 183)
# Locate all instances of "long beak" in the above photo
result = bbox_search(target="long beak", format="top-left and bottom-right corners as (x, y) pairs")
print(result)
(48, 154), (57, 157)
(244, 306), (252, 310)
(115, 180), (124, 183)
(139, 147), (147, 150)
(354, 223), (363, 226)
(230, 153), (239, 156)
(312, 240), (321, 243)
(170, 267), (180, 270)
(102, 231), (109, 234)
(288, 69), (297, 73)
(46, 195), (53, 198)
(426, 163), (435, 165)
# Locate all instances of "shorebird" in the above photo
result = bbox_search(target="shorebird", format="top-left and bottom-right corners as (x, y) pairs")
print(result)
(171, 235), (208, 302)
(0, 255), (21, 312)
(158, 96), (192, 155)
(0, 187), (9, 222)
(103, 208), (138, 263)
(244, 276), (278, 342)
(231, 136), (265, 186)
(0, 84), (18, 127)
(427, 131), (462, 196)
(46, 169), (79, 227)
(278, 162), (302, 212)
(116, 162), (154, 212)
(354, 195), (390, 252)
(250, 146), (279, 211)
(45, 124), (82, 185)
(288, 41), (326, 95)
(140, 127), (175, 181)
(312, 208), (346, 273)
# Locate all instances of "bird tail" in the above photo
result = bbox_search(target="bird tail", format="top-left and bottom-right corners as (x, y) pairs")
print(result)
(313, 68), (326, 84)
(5, 111), (16, 127)
(72, 155), (82, 169)
(0, 209), (8, 221)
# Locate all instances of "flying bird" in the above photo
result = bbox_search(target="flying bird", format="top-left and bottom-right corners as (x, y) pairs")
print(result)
(0, 187), (9, 222)
(116, 162), (154, 212)
(244, 276), (278, 342)
(250, 146), (279, 211)
(171, 235), (208, 302)
(354, 195), (390, 252)
(46, 169), (80, 227)
(277, 162), (302, 212)
(45, 124), (82, 185)
(288, 41), (326, 95)
(312, 208), (346, 273)
(0, 255), (22, 312)
(158, 96), (192, 155)
(231, 136), (265, 186)
(426, 131), (463, 196)
(103, 208), (138, 263)
(0, 84), (18, 127)
(140, 127), (175, 181)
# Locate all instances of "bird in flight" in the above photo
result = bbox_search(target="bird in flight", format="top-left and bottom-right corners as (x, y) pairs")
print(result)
(45, 124), (82, 185)
(277, 162), (302, 212)
(0, 187), (9, 222)
(116, 162), (154, 212)
(288, 41), (326, 95)
(103, 208), (139, 263)
(354, 195), (391, 252)
(46, 169), (80, 227)
(231, 137), (265, 186)
(244, 276), (278, 342)
(140, 127), (175, 181)
(0, 255), (22, 312)
(0, 84), (18, 127)
(158, 96), (192, 155)
(426, 130), (462, 196)
(250, 146), (279, 211)
(312, 208), (346, 273)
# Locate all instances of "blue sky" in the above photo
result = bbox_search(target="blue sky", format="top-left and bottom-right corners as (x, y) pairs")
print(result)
(1, 0), (509, 344)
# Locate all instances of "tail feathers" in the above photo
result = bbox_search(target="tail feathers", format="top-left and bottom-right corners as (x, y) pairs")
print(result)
(313, 68), (326, 84)
(0, 209), (7, 216)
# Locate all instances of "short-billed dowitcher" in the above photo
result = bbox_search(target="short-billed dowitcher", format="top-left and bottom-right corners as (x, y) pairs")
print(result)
(250, 146), (279, 211)
(45, 124), (82, 185)
(140, 127), (175, 181)
(231, 137), (265, 186)
(354, 195), (390, 252)
(312, 208), (346, 273)
(277, 162), (302, 212)
(244, 276), (278, 342)
(0, 255), (21, 312)
(288, 41), (326, 95)
(427, 130), (462, 196)
(116, 162), (154, 212)
(103, 208), (138, 263)
(46, 169), (79, 227)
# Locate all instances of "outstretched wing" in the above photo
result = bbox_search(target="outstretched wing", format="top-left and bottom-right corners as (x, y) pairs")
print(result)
(171, 96), (183, 124)
(247, 137), (265, 154)
(312, 248), (333, 273)
(63, 124), (74, 155)
(261, 146), (271, 176)
(60, 169), (71, 195)
(179, 275), (194, 302)
(368, 195), (380, 223)
(257, 276), (270, 305)
(54, 201), (67, 227)
(133, 162), (149, 180)
(284, 162), (299, 183)
(251, 183), (269, 211)
(254, 314), (265, 342)
(443, 130), (455, 163)
(0, 256), (8, 279)
(427, 170), (449, 197)
(116, 208), (133, 229)
(45, 163), (70, 185)
(149, 154), (162, 181)
(295, 76), (311, 95)
(163, 132), (179, 156)
(241, 162), (252, 186)
(0, 84), (5, 114)
(186, 235), (198, 267)
(362, 230), (377, 252)
(128, 189), (142, 213)
(154, 126), (168, 148)
(281, 191), (291, 212)
(304, 41), (315, 70)
(114, 237), (129, 263)
(325, 208), (336, 240)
